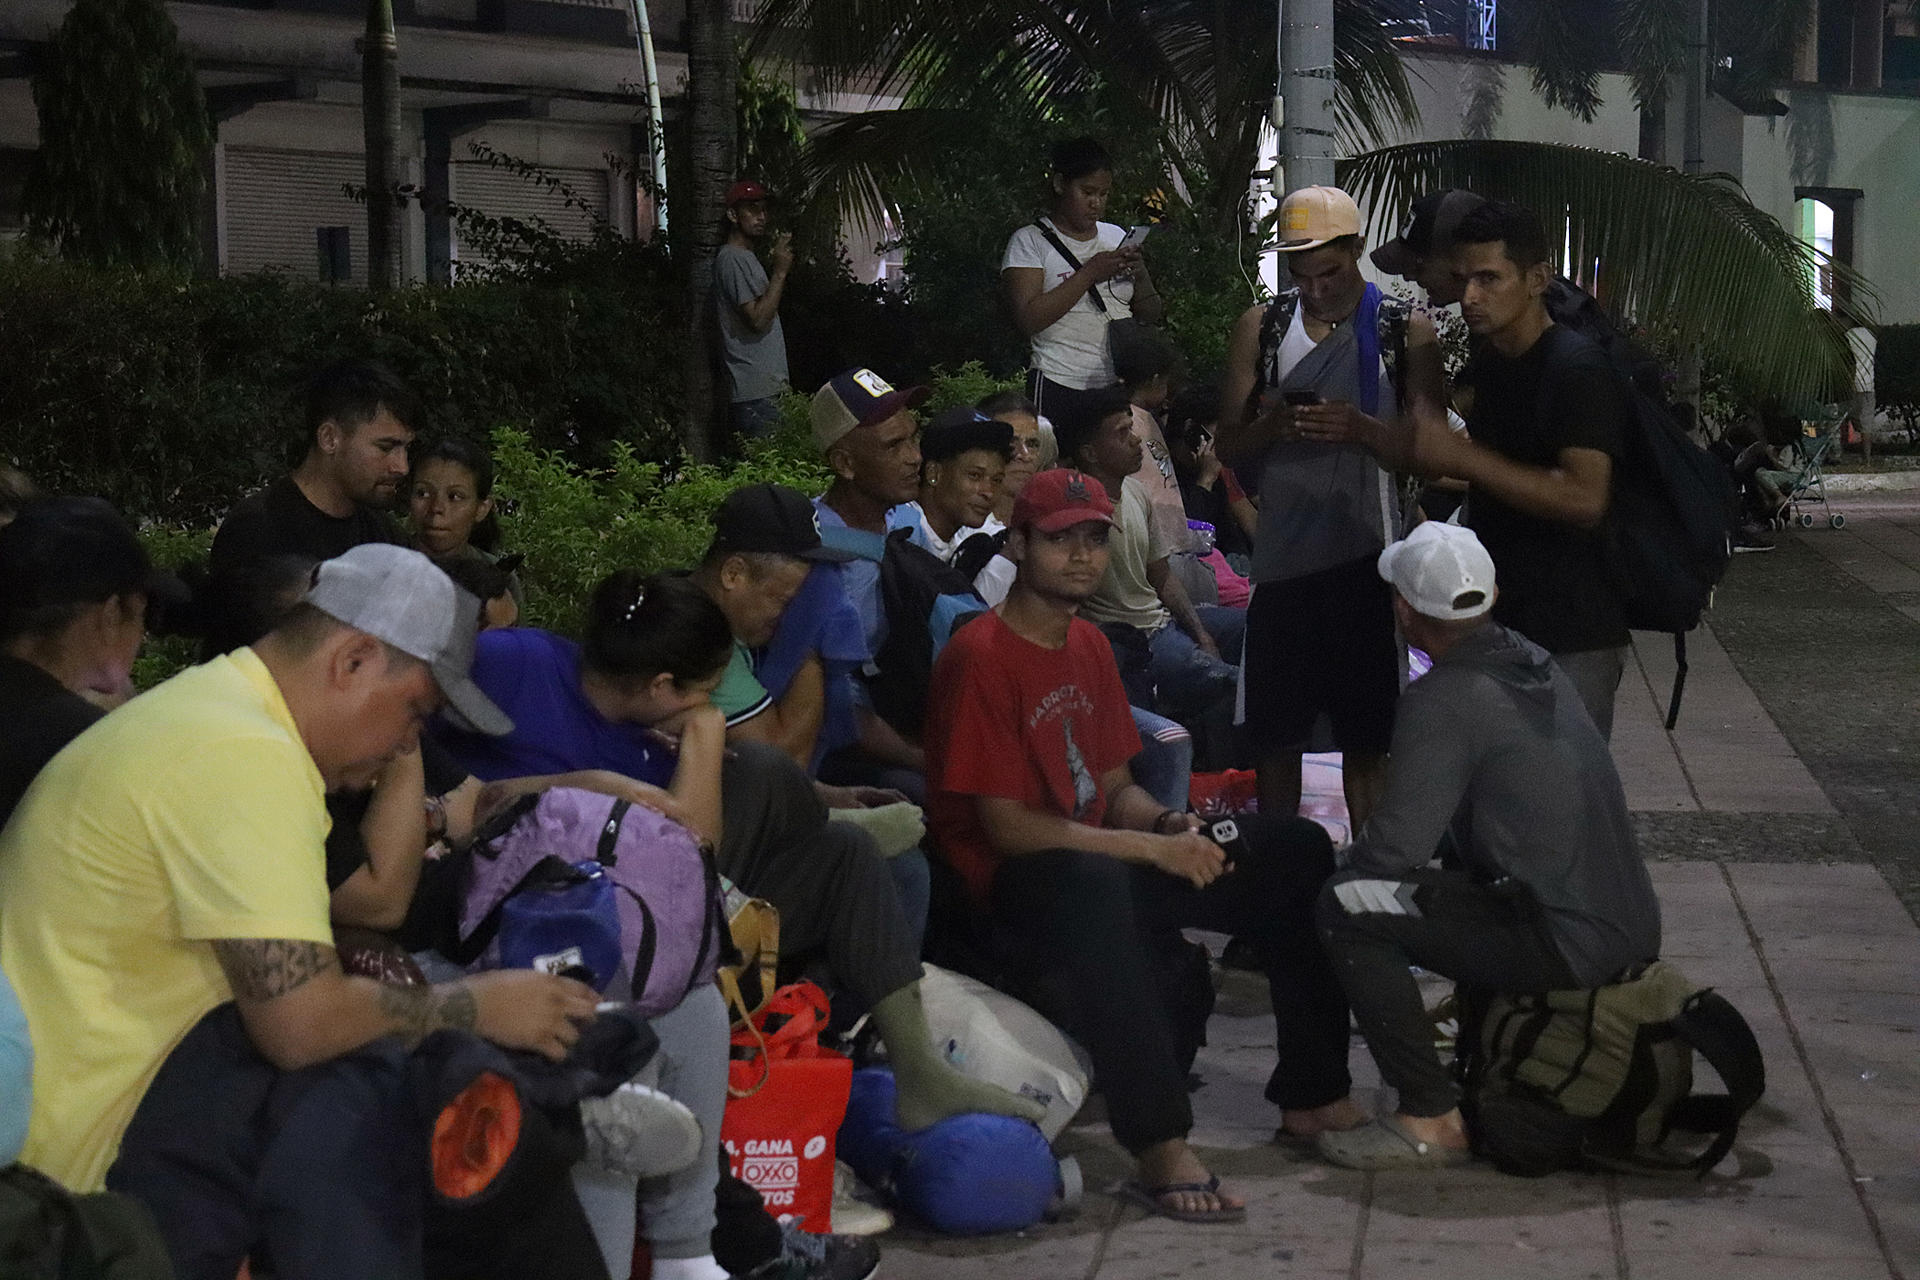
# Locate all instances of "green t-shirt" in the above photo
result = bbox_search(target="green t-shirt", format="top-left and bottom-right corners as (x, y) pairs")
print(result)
(712, 640), (772, 727)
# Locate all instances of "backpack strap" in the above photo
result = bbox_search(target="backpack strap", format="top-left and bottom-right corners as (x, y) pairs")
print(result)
(1377, 296), (1411, 403)
(596, 798), (632, 866)
(1666, 632), (1690, 731)
(1247, 291), (1300, 423)
(1031, 218), (1107, 313)
(1662, 989), (1767, 1173)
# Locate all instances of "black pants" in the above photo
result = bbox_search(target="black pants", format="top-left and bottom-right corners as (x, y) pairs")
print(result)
(1316, 868), (1580, 1117)
(1025, 372), (1109, 430)
(106, 1005), (608, 1280)
(988, 814), (1349, 1155)
(719, 742), (923, 1006)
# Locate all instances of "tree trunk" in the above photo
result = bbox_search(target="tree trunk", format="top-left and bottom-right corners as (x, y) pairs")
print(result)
(680, 0), (735, 462)
(363, 0), (403, 291)
(1675, 0), (1708, 411)
(1637, 89), (1666, 164)
(1280, 0), (1337, 191)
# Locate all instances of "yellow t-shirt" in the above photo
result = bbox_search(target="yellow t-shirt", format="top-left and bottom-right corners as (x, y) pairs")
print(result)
(0, 649), (332, 1191)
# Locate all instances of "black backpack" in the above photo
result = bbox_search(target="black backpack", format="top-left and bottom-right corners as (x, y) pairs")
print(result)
(1542, 286), (1737, 728)
(869, 529), (990, 738)
(1457, 961), (1766, 1178)
(950, 528), (1009, 587)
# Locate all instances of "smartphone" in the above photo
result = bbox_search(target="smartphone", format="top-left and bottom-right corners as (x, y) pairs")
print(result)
(1281, 389), (1322, 407)
(1118, 225), (1151, 252)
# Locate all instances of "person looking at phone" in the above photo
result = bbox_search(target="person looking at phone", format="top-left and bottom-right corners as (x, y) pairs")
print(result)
(715, 179), (793, 439)
(1216, 186), (1447, 830)
(922, 467), (1362, 1227)
(1001, 137), (1163, 428)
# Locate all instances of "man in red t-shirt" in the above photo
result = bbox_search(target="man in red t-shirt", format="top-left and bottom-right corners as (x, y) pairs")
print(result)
(925, 468), (1364, 1225)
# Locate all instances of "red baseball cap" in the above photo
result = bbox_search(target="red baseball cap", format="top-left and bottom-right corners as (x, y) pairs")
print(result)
(1012, 469), (1115, 534)
(726, 180), (771, 207)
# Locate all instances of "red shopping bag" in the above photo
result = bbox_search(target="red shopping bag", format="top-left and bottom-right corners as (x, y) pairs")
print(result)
(722, 981), (852, 1233)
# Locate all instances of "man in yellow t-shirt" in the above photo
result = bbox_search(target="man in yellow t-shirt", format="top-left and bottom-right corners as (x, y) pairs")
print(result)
(0, 545), (598, 1268)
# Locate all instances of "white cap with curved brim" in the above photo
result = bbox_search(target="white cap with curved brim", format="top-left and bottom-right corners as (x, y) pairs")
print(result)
(1377, 521), (1498, 621)
(1277, 185), (1363, 252)
(303, 543), (514, 736)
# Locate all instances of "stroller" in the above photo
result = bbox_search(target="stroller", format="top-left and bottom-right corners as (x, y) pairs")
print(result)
(1764, 416), (1846, 531)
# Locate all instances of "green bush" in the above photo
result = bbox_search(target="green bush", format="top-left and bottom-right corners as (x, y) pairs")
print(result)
(1875, 324), (1920, 443)
(0, 253), (685, 526)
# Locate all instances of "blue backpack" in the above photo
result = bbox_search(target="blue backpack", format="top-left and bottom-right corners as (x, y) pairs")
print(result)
(869, 529), (988, 738)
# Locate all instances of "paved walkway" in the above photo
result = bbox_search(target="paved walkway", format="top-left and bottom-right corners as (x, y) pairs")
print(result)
(874, 492), (1920, 1280)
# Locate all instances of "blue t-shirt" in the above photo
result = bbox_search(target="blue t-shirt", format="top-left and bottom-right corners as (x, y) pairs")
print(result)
(432, 628), (675, 789)
(813, 498), (887, 657)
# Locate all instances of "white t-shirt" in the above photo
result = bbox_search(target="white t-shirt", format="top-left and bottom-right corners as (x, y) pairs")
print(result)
(1001, 218), (1135, 390)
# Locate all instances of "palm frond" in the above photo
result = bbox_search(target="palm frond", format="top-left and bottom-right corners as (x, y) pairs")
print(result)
(1333, 0), (1421, 146)
(793, 106), (984, 232)
(1501, 0), (1610, 122)
(1616, 0), (1690, 111)
(1340, 140), (1879, 404)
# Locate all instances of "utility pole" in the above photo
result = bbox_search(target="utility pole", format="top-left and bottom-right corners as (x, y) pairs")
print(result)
(1278, 0), (1337, 192)
(1676, 0), (1708, 410)
(363, 0), (402, 291)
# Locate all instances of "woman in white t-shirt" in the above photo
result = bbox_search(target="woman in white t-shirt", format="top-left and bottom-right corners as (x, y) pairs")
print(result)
(1001, 137), (1163, 426)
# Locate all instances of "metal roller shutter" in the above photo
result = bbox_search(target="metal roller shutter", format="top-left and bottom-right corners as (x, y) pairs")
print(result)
(223, 148), (368, 282)
(452, 162), (609, 272)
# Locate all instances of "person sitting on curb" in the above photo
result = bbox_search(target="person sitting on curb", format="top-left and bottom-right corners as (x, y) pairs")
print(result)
(0, 543), (602, 1273)
(1315, 521), (1662, 1170)
(1054, 387), (1245, 714)
(0, 496), (186, 827)
(924, 468), (1362, 1225)
(891, 407), (1014, 571)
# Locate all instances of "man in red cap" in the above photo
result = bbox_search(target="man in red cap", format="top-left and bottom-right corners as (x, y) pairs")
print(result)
(715, 179), (793, 438)
(923, 469), (1363, 1227)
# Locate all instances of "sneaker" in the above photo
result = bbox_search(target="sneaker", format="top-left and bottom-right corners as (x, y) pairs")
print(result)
(741, 1220), (880, 1280)
(832, 1161), (895, 1236)
(579, 1082), (702, 1179)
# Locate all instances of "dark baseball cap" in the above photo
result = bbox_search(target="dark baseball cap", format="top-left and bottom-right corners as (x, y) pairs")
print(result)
(0, 496), (188, 617)
(921, 408), (1016, 463)
(810, 368), (932, 452)
(710, 483), (855, 563)
(1372, 189), (1488, 277)
(726, 179), (771, 207)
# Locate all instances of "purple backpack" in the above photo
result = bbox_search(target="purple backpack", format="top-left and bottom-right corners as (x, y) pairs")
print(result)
(457, 788), (727, 1018)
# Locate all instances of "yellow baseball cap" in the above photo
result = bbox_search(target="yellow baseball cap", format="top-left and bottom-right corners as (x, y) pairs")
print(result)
(1277, 185), (1363, 252)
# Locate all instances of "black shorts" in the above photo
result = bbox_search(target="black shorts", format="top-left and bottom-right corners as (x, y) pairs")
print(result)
(1241, 555), (1400, 756)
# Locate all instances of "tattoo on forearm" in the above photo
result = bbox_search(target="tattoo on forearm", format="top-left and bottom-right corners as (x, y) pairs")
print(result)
(375, 980), (479, 1046)
(213, 939), (338, 1001)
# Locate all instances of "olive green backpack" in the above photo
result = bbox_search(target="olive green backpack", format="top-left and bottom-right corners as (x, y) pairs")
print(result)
(0, 1164), (173, 1279)
(1460, 960), (1767, 1178)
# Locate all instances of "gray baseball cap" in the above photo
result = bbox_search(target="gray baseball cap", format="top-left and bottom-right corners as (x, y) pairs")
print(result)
(304, 543), (513, 736)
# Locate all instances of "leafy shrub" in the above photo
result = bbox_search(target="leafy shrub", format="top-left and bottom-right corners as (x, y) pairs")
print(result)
(1875, 324), (1920, 444)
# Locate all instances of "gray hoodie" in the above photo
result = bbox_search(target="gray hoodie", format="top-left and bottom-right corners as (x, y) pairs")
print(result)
(1346, 622), (1661, 986)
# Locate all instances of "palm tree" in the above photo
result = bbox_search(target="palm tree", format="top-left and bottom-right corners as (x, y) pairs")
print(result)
(1341, 139), (1872, 403)
(363, 0), (403, 291)
(680, 0), (738, 462)
(751, 0), (1419, 237)
(1499, 0), (1814, 162)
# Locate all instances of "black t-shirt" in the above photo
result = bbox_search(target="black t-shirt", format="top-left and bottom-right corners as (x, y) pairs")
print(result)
(206, 476), (404, 652)
(0, 655), (105, 829)
(1176, 472), (1254, 561)
(1463, 325), (1630, 654)
(323, 737), (472, 891)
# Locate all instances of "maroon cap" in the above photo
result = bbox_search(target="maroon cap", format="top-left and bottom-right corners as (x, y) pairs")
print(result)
(726, 180), (771, 207)
(1012, 469), (1115, 534)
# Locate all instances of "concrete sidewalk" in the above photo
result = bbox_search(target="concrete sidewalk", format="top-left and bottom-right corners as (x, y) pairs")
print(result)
(870, 492), (1920, 1280)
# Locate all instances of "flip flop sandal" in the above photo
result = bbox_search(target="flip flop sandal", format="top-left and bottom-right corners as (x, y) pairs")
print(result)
(1116, 1174), (1248, 1224)
(1316, 1115), (1473, 1171)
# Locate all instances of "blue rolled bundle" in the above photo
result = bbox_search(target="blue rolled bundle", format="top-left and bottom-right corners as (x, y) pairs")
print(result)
(837, 1067), (1058, 1236)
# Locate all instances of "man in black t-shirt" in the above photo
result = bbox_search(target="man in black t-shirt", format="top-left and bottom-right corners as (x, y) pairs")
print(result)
(205, 360), (418, 653)
(1306, 201), (1631, 738)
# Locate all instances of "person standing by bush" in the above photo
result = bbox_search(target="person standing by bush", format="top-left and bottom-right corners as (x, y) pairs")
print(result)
(1001, 137), (1162, 427)
(714, 179), (793, 440)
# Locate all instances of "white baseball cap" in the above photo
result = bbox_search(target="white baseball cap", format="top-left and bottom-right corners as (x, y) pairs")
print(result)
(1377, 521), (1497, 621)
(304, 543), (513, 735)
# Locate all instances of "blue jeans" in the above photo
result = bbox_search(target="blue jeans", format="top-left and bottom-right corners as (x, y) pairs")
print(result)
(1146, 604), (1247, 713)
(1129, 706), (1194, 812)
(729, 396), (783, 439)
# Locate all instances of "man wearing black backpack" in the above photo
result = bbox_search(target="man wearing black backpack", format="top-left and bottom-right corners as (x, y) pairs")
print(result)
(1300, 201), (1634, 737)
(1312, 521), (1661, 1171)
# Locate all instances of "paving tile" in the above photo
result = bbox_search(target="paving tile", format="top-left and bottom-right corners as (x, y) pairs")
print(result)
(877, 1226), (1103, 1280)
(1098, 1228), (1352, 1278)
(1614, 1141), (1883, 1258)
(1789, 988), (1920, 1029)
(1102, 1164), (1365, 1241)
(1766, 956), (1920, 995)
(1627, 1255), (1896, 1279)
(1364, 1165), (1614, 1247)
(1357, 1239), (1617, 1279)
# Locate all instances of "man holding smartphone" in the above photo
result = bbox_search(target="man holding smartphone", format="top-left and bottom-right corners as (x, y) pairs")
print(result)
(1217, 186), (1447, 830)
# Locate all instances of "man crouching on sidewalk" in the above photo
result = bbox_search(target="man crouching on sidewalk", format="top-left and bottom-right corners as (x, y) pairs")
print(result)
(1315, 522), (1661, 1170)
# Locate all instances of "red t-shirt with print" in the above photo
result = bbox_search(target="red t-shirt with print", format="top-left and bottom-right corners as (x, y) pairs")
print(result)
(925, 609), (1143, 904)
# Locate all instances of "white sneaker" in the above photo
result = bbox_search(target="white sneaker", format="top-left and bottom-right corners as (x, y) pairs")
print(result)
(579, 1082), (703, 1179)
(831, 1160), (894, 1236)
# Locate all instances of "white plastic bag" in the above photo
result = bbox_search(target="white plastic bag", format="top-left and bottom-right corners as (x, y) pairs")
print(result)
(918, 964), (1091, 1142)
